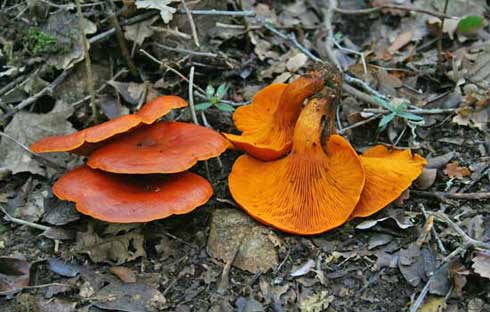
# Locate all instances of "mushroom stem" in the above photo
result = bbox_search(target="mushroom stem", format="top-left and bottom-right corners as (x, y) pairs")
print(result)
(291, 98), (326, 154)
(274, 70), (326, 126)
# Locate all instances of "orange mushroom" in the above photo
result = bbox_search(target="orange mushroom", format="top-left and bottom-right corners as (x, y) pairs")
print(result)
(228, 96), (365, 235)
(30, 96), (187, 155)
(350, 146), (427, 218)
(223, 70), (327, 161)
(53, 166), (212, 223)
(87, 121), (229, 174)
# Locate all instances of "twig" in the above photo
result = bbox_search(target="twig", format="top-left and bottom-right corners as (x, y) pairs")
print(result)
(419, 204), (447, 254)
(363, 107), (456, 115)
(437, 0), (450, 68)
(154, 43), (217, 57)
(187, 66), (199, 125)
(334, 5), (452, 19)
(107, 0), (139, 77)
(180, 0), (200, 47)
(414, 190), (490, 201)
(0, 206), (50, 231)
(433, 212), (490, 250)
(324, 0), (341, 70)
(178, 9), (255, 16)
(337, 114), (381, 134)
(75, 0), (98, 120)
(201, 111), (224, 170)
(0, 69), (71, 123)
(0, 131), (64, 171)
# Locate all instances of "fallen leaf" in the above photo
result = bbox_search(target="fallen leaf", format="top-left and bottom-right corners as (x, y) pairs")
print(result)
(286, 53), (308, 72)
(415, 168), (438, 190)
(443, 161), (471, 179)
(94, 282), (166, 311)
(235, 297), (264, 312)
(0, 101), (74, 175)
(136, 0), (177, 24)
(0, 257), (31, 294)
(48, 259), (81, 278)
(388, 30), (414, 53)
(299, 291), (334, 312)
(419, 296), (445, 312)
(110, 266), (137, 283)
(290, 259), (315, 278)
(472, 251), (490, 279)
(75, 226), (146, 265)
(124, 17), (158, 46)
(35, 297), (77, 312)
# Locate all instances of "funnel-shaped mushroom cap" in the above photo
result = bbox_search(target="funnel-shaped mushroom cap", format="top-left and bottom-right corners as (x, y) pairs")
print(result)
(87, 121), (229, 174)
(53, 166), (212, 223)
(223, 71), (325, 161)
(228, 97), (365, 235)
(30, 96), (187, 155)
(350, 146), (427, 218)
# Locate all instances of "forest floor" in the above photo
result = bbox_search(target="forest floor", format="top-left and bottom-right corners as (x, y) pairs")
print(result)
(0, 0), (489, 311)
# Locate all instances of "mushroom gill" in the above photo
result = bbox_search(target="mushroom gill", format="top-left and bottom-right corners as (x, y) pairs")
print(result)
(223, 70), (326, 161)
(228, 96), (365, 235)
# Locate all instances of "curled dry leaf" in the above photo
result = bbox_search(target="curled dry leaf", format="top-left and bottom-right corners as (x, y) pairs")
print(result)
(443, 161), (471, 179)
(0, 257), (31, 294)
(472, 251), (490, 279)
(415, 168), (438, 190)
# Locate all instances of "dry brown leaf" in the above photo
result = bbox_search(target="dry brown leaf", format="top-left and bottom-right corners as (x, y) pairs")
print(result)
(443, 161), (471, 179)
(472, 251), (490, 279)
(110, 266), (137, 283)
(388, 31), (414, 53)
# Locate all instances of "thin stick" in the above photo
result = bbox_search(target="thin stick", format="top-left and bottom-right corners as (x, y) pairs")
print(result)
(75, 0), (98, 120)
(414, 190), (490, 201)
(0, 207), (50, 231)
(154, 43), (217, 57)
(324, 0), (341, 70)
(179, 9), (255, 16)
(107, 0), (139, 76)
(180, 0), (200, 47)
(334, 5), (452, 19)
(337, 114), (381, 134)
(0, 69), (71, 123)
(437, 0), (450, 68)
(363, 108), (456, 115)
(187, 66), (199, 125)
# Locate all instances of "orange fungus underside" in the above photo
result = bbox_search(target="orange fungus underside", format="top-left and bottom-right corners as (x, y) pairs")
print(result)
(228, 97), (365, 235)
(223, 71), (325, 161)
(29, 95), (187, 155)
(53, 166), (212, 223)
(87, 121), (229, 174)
(350, 145), (427, 218)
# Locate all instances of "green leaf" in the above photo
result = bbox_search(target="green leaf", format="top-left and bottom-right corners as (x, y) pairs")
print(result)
(215, 103), (235, 112)
(374, 97), (396, 112)
(397, 111), (425, 121)
(457, 15), (485, 35)
(378, 112), (396, 130)
(194, 102), (212, 111)
(206, 85), (215, 98)
(216, 83), (228, 99)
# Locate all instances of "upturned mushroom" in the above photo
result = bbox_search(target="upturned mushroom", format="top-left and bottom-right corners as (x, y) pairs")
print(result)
(350, 146), (427, 218)
(87, 121), (229, 174)
(223, 70), (327, 161)
(30, 95), (187, 155)
(228, 96), (365, 235)
(53, 166), (212, 223)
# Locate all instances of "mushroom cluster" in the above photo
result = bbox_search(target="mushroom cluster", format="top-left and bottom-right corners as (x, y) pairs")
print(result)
(227, 72), (427, 235)
(31, 96), (229, 223)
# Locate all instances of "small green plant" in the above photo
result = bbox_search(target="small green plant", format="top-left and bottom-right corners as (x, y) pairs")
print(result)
(376, 97), (425, 132)
(195, 83), (235, 112)
(26, 28), (57, 55)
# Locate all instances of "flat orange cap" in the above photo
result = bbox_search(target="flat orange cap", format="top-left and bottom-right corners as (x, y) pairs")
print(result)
(30, 96), (187, 155)
(228, 97), (365, 235)
(87, 121), (229, 174)
(53, 166), (212, 223)
(223, 71), (325, 161)
(350, 146), (427, 218)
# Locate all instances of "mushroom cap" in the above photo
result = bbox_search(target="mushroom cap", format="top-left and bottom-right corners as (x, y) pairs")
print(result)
(30, 96), (187, 155)
(87, 121), (229, 174)
(228, 98), (365, 235)
(223, 71), (325, 161)
(53, 166), (212, 223)
(350, 145), (427, 218)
